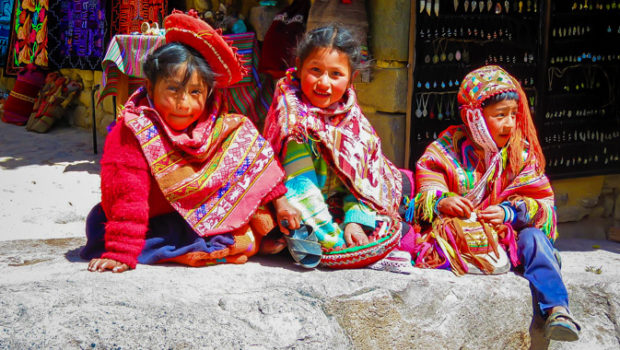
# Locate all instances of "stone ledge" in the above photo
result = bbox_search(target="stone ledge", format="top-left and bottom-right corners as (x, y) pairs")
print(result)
(0, 237), (618, 349)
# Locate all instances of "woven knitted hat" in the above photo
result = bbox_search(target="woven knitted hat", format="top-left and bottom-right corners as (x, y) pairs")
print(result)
(164, 9), (247, 88)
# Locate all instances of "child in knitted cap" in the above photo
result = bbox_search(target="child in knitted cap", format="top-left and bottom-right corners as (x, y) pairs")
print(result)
(412, 65), (581, 341)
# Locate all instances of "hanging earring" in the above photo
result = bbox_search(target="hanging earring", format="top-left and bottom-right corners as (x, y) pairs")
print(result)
(487, 0), (493, 12)
(434, 0), (440, 16)
(465, 0), (470, 12)
(420, 0), (426, 14)
(472, 1), (477, 12)
(426, 0), (433, 15)
(454, 0), (460, 11)
(505, 0), (510, 12)
(495, 2), (502, 14)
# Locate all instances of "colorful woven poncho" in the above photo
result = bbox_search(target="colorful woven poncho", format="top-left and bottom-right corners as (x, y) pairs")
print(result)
(121, 87), (285, 237)
(413, 65), (556, 273)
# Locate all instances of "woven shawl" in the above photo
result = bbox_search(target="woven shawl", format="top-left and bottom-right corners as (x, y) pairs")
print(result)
(263, 69), (402, 218)
(122, 88), (285, 237)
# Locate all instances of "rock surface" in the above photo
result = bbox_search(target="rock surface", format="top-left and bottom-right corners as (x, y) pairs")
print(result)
(1, 122), (619, 349)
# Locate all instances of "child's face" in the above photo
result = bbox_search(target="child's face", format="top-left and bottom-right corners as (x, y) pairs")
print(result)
(148, 65), (209, 131)
(482, 99), (518, 148)
(298, 47), (352, 109)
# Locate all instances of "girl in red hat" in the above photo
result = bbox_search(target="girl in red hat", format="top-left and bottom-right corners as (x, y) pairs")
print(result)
(81, 10), (299, 272)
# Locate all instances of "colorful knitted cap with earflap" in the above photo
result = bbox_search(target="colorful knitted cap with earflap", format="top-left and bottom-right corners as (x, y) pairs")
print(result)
(164, 9), (248, 88)
(457, 65), (545, 174)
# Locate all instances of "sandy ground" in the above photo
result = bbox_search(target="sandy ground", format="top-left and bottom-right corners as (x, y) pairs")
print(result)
(0, 121), (102, 241)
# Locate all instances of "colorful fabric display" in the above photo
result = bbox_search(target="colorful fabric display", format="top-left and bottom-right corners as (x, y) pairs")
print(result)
(110, 0), (167, 36)
(98, 34), (166, 103)
(1, 63), (45, 125)
(47, 0), (108, 70)
(5, 0), (49, 74)
(0, 0), (15, 67)
(25, 71), (83, 133)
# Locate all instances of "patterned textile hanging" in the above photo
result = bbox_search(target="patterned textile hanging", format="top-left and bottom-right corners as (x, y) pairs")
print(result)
(110, 0), (167, 36)
(0, 0), (15, 67)
(221, 32), (274, 125)
(46, 0), (108, 70)
(5, 0), (49, 74)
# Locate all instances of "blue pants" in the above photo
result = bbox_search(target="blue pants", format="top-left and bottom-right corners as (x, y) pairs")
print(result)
(517, 227), (569, 315)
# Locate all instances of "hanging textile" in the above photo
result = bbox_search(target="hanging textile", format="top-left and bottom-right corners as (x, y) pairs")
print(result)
(46, 0), (108, 70)
(110, 0), (167, 36)
(222, 32), (274, 125)
(5, 0), (48, 74)
(0, 0), (15, 67)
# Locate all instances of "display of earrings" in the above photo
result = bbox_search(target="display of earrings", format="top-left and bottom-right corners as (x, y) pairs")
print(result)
(411, 1), (542, 163)
(541, 0), (620, 177)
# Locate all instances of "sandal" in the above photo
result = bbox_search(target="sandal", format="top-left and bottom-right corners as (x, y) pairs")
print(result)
(283, 224), (322, 268)
(544, 310), (581, 342)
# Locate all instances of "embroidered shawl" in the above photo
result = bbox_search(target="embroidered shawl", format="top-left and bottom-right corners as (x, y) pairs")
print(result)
(263, 69), (402, 219)
(121, 87), (285, 237)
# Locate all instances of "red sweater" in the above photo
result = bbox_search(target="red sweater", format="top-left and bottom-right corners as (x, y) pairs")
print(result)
(100, 123), (287, 268)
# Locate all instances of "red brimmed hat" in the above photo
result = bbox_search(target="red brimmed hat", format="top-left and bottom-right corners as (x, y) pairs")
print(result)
(164, 9), (247, 88)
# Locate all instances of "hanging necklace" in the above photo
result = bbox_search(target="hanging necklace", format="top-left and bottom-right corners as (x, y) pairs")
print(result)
(437, 95), (445, 120)
(439, 38), (448, 62)
(421, 93), (430, 117)
(415, 94), (424, 118)
(448, 94), (457, 120)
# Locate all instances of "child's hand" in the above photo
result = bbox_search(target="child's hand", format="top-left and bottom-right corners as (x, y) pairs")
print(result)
(88, 258), (129, 273)
(437, 196), (474, 218)
(273, 196), (301, 235)
(344, 223), (369, 247)
(478, 205), (505, 226)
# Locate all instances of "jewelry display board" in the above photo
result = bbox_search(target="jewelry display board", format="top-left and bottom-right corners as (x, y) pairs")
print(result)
(410, 0), (541, 166)
(409, 0), (620, 178)
(542, 0), (620, 178)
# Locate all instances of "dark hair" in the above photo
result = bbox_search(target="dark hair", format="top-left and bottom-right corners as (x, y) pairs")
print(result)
(143, 42), (217, 88)
(481, 91), (519, 108)
(296, 24), (365, 73)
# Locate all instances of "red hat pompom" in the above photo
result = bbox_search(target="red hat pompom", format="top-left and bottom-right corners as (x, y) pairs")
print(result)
(164, 10), (246, 88)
